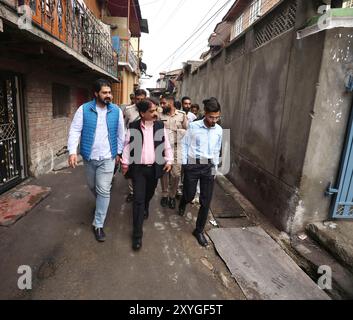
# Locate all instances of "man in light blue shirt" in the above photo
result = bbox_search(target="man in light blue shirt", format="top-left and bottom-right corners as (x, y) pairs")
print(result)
(179, 97), (222, 247)
(67, 79), (125, 242)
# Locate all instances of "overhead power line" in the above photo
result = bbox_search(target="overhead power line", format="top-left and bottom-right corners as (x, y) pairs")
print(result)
(153, 0), (233, 73)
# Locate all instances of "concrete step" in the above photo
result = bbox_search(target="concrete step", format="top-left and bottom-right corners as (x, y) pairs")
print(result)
(208, 227), (330, 300)
(291, 234), (353, 299)
(306, 221), (353, 274)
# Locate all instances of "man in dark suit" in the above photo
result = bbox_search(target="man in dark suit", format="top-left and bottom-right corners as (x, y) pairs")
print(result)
(121, 98), (173, 251)
(178, 97), (223, 247)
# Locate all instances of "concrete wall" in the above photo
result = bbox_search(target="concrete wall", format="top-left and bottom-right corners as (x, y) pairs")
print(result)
(120, 68), (137, 105)
(295, 28), (353, 231)
(180, 0), (351, 233)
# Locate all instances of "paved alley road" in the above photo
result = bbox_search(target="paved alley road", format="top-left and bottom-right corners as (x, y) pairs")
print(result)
(0, 166), (244, 300)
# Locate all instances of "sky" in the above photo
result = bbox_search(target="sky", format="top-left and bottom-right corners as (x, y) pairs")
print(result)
(138, 0), (234, 90)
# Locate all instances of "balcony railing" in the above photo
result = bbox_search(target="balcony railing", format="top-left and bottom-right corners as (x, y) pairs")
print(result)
(16, 0), (118, 77)
(118, 38), (139, 73)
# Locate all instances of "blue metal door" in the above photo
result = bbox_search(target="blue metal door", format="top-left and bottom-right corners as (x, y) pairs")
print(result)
(327, 100), (353, 218)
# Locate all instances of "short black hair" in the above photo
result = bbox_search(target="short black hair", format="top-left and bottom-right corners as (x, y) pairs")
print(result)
(203, 97), (221, 113)
(136, 99), (152, 114)
(191, 103), (200, 110)
(146, 97), (159, 106)
(134, 89), (147, 97)
(164, 95), (175, 104)
(182, 96), (191, 103)
(93, 79), (112, 93)
(175, 101), (181, 110)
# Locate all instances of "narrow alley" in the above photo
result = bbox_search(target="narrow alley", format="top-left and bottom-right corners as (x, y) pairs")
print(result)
(1, 0), (353, 303)
(0, 166), (245, 300)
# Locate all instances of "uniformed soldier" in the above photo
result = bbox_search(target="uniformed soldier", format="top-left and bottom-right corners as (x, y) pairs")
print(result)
(159, 94), (188, 209)
(122, 89), (147, 202)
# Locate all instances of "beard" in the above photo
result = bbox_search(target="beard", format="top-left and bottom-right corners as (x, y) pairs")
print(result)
(162, 106), (171, 114)
(98, 96), (111, 106)
(204, 119), (216, 127)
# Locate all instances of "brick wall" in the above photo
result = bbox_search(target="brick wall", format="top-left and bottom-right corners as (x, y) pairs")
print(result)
(25, 73), (88, 176)
(231, 0), (282, 40)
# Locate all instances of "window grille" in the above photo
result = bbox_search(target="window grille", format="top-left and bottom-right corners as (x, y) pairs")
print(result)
(254, 0), (297, 49)
(225, 36), (246, 64)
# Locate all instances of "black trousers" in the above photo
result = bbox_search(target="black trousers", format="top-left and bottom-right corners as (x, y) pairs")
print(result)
(180, 163), (215, 233)
(131, 165), (159, 239)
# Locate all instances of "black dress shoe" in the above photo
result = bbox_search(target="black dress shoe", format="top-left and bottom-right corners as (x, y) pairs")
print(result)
(93, 227), (106, 242)
(144, 208), (149, 220)
(178, 204), (186, 216)
(168, 197), (176, 209)
(126, 193), (134, 203)
(192, 230), (208, 247)
(132, 238), (142, 251)
(160, 197), (169, 207)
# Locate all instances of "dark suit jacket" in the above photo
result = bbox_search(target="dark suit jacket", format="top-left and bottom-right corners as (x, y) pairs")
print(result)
(125, 119), (166, 180)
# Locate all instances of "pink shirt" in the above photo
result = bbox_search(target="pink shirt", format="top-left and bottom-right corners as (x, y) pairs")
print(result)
(122, 120), (173, 167)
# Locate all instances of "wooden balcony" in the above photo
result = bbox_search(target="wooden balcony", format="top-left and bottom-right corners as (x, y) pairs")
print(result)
(12, 0), (118, 77)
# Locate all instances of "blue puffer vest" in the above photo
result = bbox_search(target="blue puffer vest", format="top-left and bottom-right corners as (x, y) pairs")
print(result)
(80, 100), (120, 161)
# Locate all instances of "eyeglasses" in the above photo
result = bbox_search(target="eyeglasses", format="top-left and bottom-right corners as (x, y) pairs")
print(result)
(206, 115), (221, 121)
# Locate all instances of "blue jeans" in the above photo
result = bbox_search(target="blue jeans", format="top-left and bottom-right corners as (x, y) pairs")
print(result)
(84, 158), (115, 228)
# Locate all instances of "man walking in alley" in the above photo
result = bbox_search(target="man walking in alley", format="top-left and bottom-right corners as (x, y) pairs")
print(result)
(182, 96), (197, 123)
(68, 79), (125, 242)
(123, 89), (147, 203)
(121, 98), (173, 251)
(178, 97), (223, 247)
(159, 95), (188, 209)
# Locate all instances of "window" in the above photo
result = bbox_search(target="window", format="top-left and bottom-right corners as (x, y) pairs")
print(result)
(52, 83), (70, 118)
(233, 13), (244, 38)
(250, 0), (262, 24)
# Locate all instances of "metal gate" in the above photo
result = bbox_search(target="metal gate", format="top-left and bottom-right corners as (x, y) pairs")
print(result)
(0, 74), (24, 194)
(327, 100), (353, 218)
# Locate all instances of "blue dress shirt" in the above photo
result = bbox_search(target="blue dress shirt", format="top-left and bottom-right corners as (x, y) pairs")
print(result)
(181, 119), (223, 165)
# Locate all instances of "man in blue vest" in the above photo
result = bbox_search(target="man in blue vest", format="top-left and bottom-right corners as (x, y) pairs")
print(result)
(68, 79), (125, 242)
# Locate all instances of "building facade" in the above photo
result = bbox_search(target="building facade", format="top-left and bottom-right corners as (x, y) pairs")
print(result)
(180, 0), (353, 234)
(0, 0), (147, 194)
(104, 0), (148, 105)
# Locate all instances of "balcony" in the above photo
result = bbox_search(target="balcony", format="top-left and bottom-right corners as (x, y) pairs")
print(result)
(118, 38), (139, 73)
(7, 0), (118, 77)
